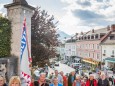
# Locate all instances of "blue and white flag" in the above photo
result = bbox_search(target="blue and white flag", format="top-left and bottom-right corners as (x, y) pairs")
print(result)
(20, 18), (31, 86)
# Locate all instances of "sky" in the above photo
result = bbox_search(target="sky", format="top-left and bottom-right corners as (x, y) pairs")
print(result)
(0, 0), (115, 35)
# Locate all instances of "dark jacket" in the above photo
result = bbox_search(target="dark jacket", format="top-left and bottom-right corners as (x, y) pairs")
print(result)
(3, 83), (7, 86)
(33, 81), (49, 86)
(98, 78), (110, 86)
(68, 74), (76, 86)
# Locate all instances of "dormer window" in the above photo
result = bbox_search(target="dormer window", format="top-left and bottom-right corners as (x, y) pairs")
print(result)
(110, 35), (114, 40)
(88, 35), (90, 39)
(91, 35), (94, 39)
(84, 36), (87, 40)
(95, 34), (98, 39)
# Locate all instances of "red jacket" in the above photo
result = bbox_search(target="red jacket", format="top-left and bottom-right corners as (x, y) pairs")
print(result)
(85, 79), (97, 86)
(62, 75), (68, 86)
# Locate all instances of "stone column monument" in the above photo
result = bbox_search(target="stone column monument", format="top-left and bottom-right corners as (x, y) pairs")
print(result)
(4, 0), (34, 58)
(4, 0), (35, 75)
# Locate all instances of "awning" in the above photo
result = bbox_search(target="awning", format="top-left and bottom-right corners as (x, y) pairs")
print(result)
(82, 58), (99, 65)
(105, 58), (115, 63)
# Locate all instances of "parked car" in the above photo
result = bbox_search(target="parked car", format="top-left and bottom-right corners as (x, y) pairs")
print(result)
(71, 63), (82, 69)
(55, 63), (59, 66)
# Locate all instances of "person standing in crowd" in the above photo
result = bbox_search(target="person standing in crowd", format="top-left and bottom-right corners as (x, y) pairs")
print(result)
(98, 73), (110, 86)
(68, 71), (76, 86)
(60, 71), (68, 86)
(30, 73), (49, 86)
(50, 77), (63, 86)
(72, 75), (85, 86)
(9, 76), (21, 86)
(0, 76), (7, 86)
(83, 76), (88, 84)
(95, 66), (99, 73)
(52, 70), (63, 84)
(45, 64), (49, 77)
(85, 74), (97, 86)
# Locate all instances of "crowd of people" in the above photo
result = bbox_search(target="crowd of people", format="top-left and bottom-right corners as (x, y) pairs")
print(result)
(0, 69), (115, 86)
(0, 76), (21, 86)
(30, 69), (115, 86)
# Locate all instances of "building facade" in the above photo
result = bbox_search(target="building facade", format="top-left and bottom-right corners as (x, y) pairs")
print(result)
(101, 25), (115, 68)
(65, 38), (80, 63)
(56, 43), (65, 60)
(76, 26), (112, 65)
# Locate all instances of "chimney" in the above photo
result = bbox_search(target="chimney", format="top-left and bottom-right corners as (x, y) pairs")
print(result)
(92, 29), (94, 33)
(111, 24), (115, 31)
(81, 32), (83, 35)
(107, 25), (110, 31)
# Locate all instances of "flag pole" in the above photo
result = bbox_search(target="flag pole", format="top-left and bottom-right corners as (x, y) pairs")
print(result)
(23, 10), (32, 86)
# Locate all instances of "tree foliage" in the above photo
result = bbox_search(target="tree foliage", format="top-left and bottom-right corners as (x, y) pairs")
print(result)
(0, 16), (11, 57)
(31, 8), (59, 66)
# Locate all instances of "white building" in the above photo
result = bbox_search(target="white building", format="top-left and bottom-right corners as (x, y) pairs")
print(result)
(101, 25), (115, 68)
(56, 43), (65, 60)
(65, 38), (80, 63)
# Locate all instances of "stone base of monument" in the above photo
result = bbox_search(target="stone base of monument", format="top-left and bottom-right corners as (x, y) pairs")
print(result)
(0, 57), (18, 82)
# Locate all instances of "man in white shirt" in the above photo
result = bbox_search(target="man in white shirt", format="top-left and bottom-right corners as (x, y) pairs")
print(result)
(52, 70), (63, 84)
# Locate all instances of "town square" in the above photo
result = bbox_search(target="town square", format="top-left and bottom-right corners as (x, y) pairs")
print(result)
(0, 0), (115, 86)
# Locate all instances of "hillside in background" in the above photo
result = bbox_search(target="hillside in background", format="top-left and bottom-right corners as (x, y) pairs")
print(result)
(57, 30), (70, 41)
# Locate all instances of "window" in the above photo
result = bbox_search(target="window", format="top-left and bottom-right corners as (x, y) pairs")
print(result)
(86, 44), (87, 49)
(112, 50), (114, 55)
(95, 34), (98, 39)
(97, 54), (99, 59)
(82, 44), (84, 48)
(93, 53), (94, 58)
(72, 51), (75, 55)
(110, 35), (114, 40)
(93, 44), (94, 49)
(104, 50), (106, 53)
(89, 53), (90, 57)
(97, 44), (99, 49)
(91, 35), (94, 39)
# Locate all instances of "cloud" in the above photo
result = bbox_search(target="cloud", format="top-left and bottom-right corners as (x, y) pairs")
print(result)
(97, 0), (110, 3)
(0, 4), (4, 14)
(72, 9), (104, 20)
(1, 0), (115, 35)
(76, 0), (91, 7)
(0, 3), (7, 16)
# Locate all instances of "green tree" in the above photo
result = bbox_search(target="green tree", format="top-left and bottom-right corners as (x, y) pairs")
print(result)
(0, 17), (11, 57)
(31, 8), (59, 66)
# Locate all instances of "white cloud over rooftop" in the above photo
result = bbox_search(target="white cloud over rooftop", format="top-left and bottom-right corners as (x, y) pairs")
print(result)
(0, 0), (115, 35)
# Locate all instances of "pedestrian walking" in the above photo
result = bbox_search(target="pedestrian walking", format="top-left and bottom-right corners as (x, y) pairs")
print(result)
(85, 74), (97, 86)
(72, 75), (85, 86)
(50, 76), (63, 86)
(68, 71), (76, 86)
(30, 73), (49, 86)
(98, 73), (110, 86)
